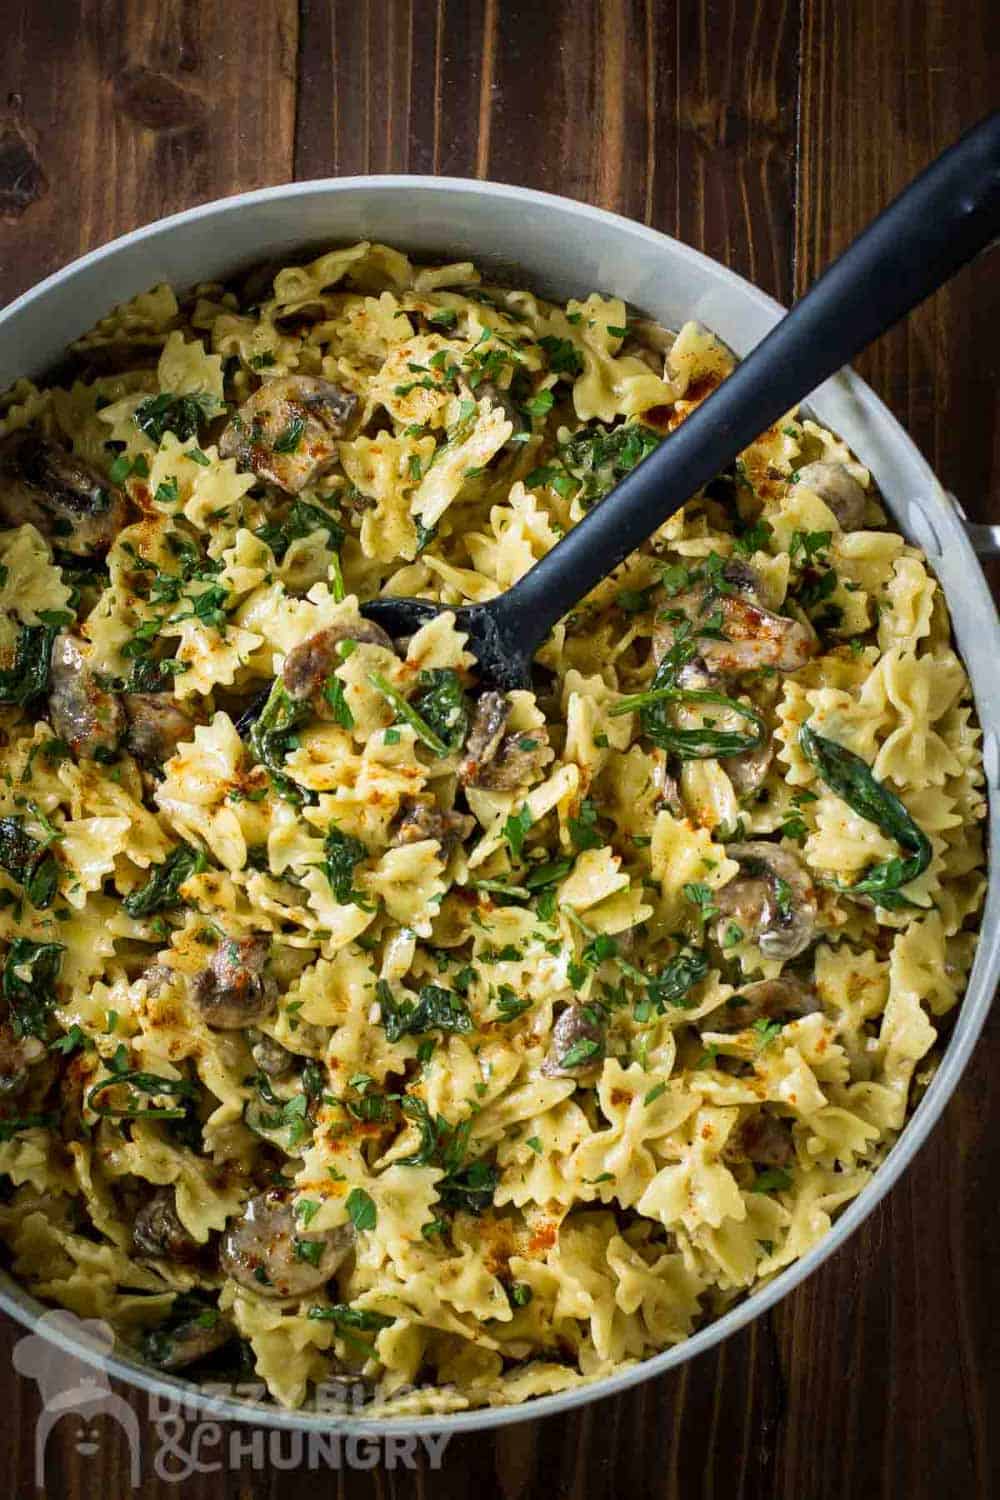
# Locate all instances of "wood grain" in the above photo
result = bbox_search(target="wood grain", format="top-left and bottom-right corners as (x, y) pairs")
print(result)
(0, 0), (299, 300)
(0, 1), (996, 1496)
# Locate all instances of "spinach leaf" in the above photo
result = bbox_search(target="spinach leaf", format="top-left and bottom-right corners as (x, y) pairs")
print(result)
(0, 817), (60, 908)
(345, 1187), (377, 1231)
(248, 678), (307, 772)
(255, 500), (345, 562)
(123, 843), (207, 918)
(87, 1043), (198, 1120)
(438, 1156), (499, 1215)
(133, 392), (223, 446)
(2, 938), (64, 1039)
(410, 669), (469, 754)
(0, 623), (59, 706)
(607, 614), (765, 759)
(398, 1099), (498, 1215)
(323, 825), (368, 906)
(0, 1112), (58, 1142)
(367, 672), (449, 756)
(611, 681), (766, 760)
(272, 418), (305, 454)
(645, 947), (709, 1011)
(376, 979), (472, 1042)
(799, 724), (932, 907)
(306, 1304), (393, 1331)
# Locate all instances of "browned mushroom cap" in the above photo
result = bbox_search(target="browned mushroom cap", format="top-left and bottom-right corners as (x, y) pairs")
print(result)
(284, 627), (395, 708)
(724, 737), (776, 799)
(391, 795), (474, 853)
(459, 691), (550, 790)
(122, 693), (200, 766)
(0, 432), (128, 556)
(248, 1028), (296, 1078)
(133, 1188), (202, 1261)
(793, 462), (867, 532)
(218, 375), (358, 493)
(220, 1190), (356, 1298)
(541, 1003), (606, 1079)
(281, 622), (394, 715)
(715, 843), (818, 961)
(144, 1309), (236, 1371)
(724, 1110), (795, 1167)
(191, 935), (277, 1030)
(472, 381), (528, 449)
(705, 976), (820, 1033)
(458, 692), (509, 783)
(48, 632), (126, 759)
(0, 1022), (46, 1097)
(660, 560), (814, 677)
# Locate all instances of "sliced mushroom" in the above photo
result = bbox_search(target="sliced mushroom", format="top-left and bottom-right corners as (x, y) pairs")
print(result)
(472, 732), (551, 790)
(220, 1190), (355, 1298)
(705, 976), (820, 1032)
(660, 560), (814, 676)
(144, 1309), (236, 1371)
(0, 1023), (46, 1096)
(248, 1028), (296, 1078)
(48, 632), (126, 759)
(0, 432), (128, 556)
(391, 795), (474, 853)
(724, 1110), (794, 1168)
(541, 1003), (606, 1079)
(715, 842), (818, 960)
(459, 692), (550, 790)
(475, 381), (528, 448)
(122, 693), (199, 766)
(725, 737), (775, 799)
(282, 622), (394, 715)
(191, 935), (277, 1030)
(219, 376), (358, 493)
(793, 462), (867, 532)
(458, 691), (509, 782)
(133, 1188), (202, 1261)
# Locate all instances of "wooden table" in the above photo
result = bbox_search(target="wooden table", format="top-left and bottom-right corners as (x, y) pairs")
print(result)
(0, 2), (997, 1495)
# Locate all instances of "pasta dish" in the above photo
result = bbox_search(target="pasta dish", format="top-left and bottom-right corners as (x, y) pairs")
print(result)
(0, 241), (984, 1412)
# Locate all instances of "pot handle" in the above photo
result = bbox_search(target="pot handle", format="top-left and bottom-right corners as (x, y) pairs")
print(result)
(961, 524), (1000, 559)
(947, 492), (1000, 558)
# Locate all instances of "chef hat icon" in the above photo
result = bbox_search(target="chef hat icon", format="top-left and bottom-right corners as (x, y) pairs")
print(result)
(13, 1310), (141, 1486)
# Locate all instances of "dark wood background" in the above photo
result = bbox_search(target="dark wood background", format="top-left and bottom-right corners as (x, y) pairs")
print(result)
(0, 1), (997, 1495)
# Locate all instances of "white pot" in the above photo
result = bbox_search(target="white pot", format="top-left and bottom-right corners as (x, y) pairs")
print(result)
(1, 177), (996, 1434)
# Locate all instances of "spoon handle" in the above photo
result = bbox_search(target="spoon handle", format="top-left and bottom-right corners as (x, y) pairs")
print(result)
(493, 110), (1000, 653)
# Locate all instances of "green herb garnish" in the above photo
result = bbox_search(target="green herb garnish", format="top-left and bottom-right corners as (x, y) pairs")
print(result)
(799, 725), (932, 907)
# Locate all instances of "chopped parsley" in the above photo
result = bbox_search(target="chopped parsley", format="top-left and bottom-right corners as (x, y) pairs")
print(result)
(345, 1187), (378, 1232)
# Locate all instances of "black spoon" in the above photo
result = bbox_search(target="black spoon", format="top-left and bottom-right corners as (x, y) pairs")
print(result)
(363, 113), (1000, 689)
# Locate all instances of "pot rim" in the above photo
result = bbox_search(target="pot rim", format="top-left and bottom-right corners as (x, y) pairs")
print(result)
(0, 173), (996, 1435)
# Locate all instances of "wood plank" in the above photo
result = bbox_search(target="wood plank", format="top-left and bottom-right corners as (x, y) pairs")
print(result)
(296, 0), (800, 297)
(786, 1), (1000, 1495)
(796, 0), (1000, 512)
(0, 0), (299, 306)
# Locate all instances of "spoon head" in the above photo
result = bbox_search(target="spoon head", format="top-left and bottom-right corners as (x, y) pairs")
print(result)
(360, 597), (532, 691)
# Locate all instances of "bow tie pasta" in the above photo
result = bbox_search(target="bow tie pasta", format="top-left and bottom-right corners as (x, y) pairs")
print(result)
(0, 242), (984, 1413)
